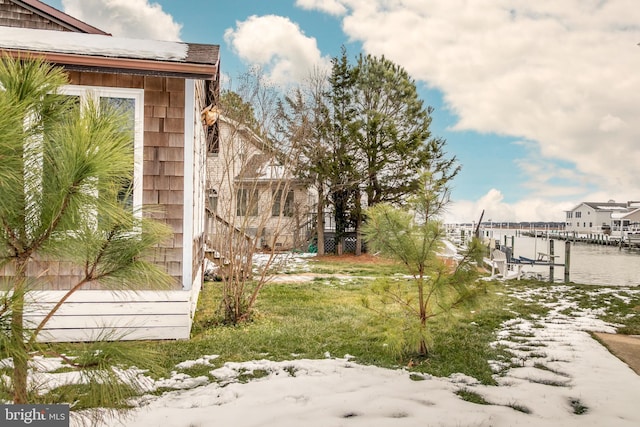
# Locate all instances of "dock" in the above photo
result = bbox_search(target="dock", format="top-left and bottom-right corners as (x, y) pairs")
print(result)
(521, 230), (640, 249)
(483, 238), (571, 283)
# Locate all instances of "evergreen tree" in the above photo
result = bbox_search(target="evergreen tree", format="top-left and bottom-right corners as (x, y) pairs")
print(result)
(362, 171), (483, 356)
(326, 48), (360, 255)
(353, 54), (440, 207)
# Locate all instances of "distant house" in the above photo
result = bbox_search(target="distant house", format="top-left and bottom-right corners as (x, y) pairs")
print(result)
(0, 0), (219, 341)
(204, 115), (311, 260)
(565, 201), (633, 234)
(611, 205), (640, 236)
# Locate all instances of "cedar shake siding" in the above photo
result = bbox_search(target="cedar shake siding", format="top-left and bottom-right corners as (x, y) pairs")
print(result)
(0, 0), (70, 31)
(0, 70), (201, 290)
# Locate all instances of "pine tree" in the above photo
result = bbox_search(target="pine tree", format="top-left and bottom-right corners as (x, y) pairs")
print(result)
(0, 56), (171, 405)
(353, 54), (437, 207)
(326, 48), (360, 255)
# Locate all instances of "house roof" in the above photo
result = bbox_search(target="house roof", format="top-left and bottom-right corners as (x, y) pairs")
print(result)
(568, 201), (628, 212)
(611, 208), (640, 220)
(7, 0), (110, 34)
(0, 26), (219, 79)
(583, 202), (628, 211)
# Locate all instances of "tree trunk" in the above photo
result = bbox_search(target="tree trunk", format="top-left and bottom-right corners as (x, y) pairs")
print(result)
(417, 279), (428, 356)
(355, 189), (362, 256)
(316, 186), (325, 256)
(11, 258), (29, 404)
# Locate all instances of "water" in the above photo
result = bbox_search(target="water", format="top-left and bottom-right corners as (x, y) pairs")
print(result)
(483, 228), (640, 286)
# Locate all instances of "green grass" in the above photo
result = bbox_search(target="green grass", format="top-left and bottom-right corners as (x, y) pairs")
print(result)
(306, 255), (407, 276)
(136, 279), (533, 386)
(507, 402), (531, 414)
(455, 388), (491, 405)
(128, 278), (557, 386)
(569, 398), (588, 415)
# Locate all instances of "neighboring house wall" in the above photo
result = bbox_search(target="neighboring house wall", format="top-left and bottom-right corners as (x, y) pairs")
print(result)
(205, 117), (310, 253)
(613, 209), (640, 235)
(0, 71), (191, 290)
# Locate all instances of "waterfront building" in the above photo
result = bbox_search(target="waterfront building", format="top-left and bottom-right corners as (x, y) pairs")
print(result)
(565, 201), (628, 234)
(565, 201), (640, 235)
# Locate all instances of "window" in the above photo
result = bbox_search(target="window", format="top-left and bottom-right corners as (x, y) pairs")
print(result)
(237, 188), (258, 216)
(207, 188), (218, 214)
(576, 212), (582, 218)
(272, 190), (294, 217)
(101, 96), (136, 208)
(567, 212), (572, 219)
(59, 85), (144, 216)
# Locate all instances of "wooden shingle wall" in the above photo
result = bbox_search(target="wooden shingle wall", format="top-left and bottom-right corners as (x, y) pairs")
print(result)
(0, 70), (189, 291)
(0, 0), (69, 31)
(140, 75), (186, 287)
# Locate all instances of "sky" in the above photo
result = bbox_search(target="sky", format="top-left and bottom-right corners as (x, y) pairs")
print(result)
(18, 271), (640, 427)
(41, 0), (640, 224)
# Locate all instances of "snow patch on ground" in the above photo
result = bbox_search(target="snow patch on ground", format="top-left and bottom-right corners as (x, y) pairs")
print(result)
(115, 284), (640, 427)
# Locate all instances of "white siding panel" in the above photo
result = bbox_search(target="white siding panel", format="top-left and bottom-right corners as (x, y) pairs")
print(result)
(24, 314), (188, 329)
(37, 327), (190, 342)
(25, 290), (192, 342)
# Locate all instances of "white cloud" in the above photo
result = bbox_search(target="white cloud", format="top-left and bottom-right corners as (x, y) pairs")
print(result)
(224, 15), (331, 86)
(61, 0), (182, 41)
(598, 114), (626, 132)
(317, 0), (640, 216)
(295, 0), (347, 16)
(445, 189), (575, 224)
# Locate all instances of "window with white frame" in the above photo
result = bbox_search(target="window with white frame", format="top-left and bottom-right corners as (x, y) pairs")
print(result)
(59, 85), (144, 216)
(272, 189), (294, 217)
(237, 188), (258, 217)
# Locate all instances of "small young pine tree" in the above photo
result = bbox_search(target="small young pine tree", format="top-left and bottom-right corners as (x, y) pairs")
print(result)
(362, 172), (484, 356)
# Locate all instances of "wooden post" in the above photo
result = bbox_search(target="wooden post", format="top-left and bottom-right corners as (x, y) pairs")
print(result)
(511, 235), (515, 256)
(564, 241), (571, 283)
(549, 239), (554, 283)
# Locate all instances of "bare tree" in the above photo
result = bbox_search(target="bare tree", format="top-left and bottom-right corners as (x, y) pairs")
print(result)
(204, 69), (310, 324)
(276, 67), (332, 255)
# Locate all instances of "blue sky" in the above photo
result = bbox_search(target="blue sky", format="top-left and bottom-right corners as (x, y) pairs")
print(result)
(42, 0), (640, 223)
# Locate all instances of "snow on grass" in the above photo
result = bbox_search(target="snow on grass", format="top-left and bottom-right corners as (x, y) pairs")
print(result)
(115, 282), (640, 427)
(252, 252), (314, 274)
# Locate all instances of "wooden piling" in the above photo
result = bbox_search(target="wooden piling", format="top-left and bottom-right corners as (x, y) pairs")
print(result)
(549, 239), (555, 282)
(564, 241), (571, 283)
